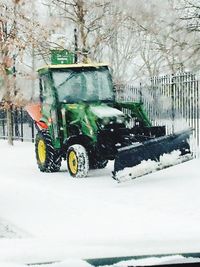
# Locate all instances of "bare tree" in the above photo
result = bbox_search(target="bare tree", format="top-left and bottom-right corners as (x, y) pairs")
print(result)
(47, 0), (120, 62)
(0, 0), (52, 145)
(121, 0), (197, 76)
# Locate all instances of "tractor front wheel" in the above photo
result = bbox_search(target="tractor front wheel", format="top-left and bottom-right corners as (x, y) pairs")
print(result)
(35, 130), (61, 172)
(67, 144), (89, 178)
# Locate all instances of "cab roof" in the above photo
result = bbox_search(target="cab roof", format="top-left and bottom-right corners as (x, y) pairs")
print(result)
(37, 63), (109, 73)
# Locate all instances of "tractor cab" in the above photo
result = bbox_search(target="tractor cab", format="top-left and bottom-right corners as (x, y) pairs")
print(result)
(52, 65), (114, 104)
(38, 63), (114, 106)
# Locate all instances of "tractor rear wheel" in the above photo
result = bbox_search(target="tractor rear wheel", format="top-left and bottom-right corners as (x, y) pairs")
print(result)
(67, 144), (89, 178)
(35, 130), (61, 172)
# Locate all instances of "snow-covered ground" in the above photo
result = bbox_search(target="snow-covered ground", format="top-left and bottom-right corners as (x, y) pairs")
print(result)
(0, 140), (200, 266)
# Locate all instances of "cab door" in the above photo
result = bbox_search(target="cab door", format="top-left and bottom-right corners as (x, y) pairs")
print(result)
(40, 74), (60, 146)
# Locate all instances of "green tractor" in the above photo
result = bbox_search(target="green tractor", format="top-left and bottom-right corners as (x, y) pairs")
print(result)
(26, 51), (192, 181)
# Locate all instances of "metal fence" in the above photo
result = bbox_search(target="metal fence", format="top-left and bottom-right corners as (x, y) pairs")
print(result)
(0, 71), (200, 156)
(0, 107), (35, 142)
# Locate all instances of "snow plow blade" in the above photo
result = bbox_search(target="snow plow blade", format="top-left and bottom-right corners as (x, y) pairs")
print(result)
(113, 128), (193, 182)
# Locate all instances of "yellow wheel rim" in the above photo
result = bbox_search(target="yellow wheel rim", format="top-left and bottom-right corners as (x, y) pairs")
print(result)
(38, 140), (46, 164)
(68, 151), (78, 175)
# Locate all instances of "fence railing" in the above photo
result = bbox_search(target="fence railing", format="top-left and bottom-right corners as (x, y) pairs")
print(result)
(0, 107), (35, 142)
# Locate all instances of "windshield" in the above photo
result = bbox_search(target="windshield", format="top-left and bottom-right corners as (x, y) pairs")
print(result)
(52, 66), (114, 103)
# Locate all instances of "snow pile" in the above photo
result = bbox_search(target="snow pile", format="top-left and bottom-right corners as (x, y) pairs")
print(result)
(116, 159), (158, 182)
(159, 150), (181, 167)
(116, 150), (192, 182)
(90, 105), (123, 118)
(101, 255), (200, 267)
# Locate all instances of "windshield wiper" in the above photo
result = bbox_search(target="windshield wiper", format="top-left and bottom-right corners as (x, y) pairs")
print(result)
(57, 72), (76, 88)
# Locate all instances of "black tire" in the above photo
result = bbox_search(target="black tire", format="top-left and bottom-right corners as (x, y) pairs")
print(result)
(67, 144), (89, 178)
(89, 159), (108, 169)
(35, 130), (61, 172)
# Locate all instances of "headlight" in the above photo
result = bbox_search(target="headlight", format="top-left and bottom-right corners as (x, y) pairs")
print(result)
(102, 117), (110, 125)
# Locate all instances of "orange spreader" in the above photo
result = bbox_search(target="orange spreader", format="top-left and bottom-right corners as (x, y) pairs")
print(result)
(26, 103), (42, 122)
(26, 103), (48, 129)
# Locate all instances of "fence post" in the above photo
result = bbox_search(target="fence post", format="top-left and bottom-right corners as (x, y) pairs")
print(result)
(139, 82), (143, 103)
(2, 109), (6, 139)
(20, 107), (24, 142)
(7, 105), (13, 145)
(153, 76), (158, 123)
(31, 121), (35, 143)
(197, 78), (200, 156)
(171, 74), (175, 133)
(14, 107), (20, 139)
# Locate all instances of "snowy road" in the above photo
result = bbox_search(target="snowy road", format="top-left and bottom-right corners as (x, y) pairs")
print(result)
(0, 140), (200, 265)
